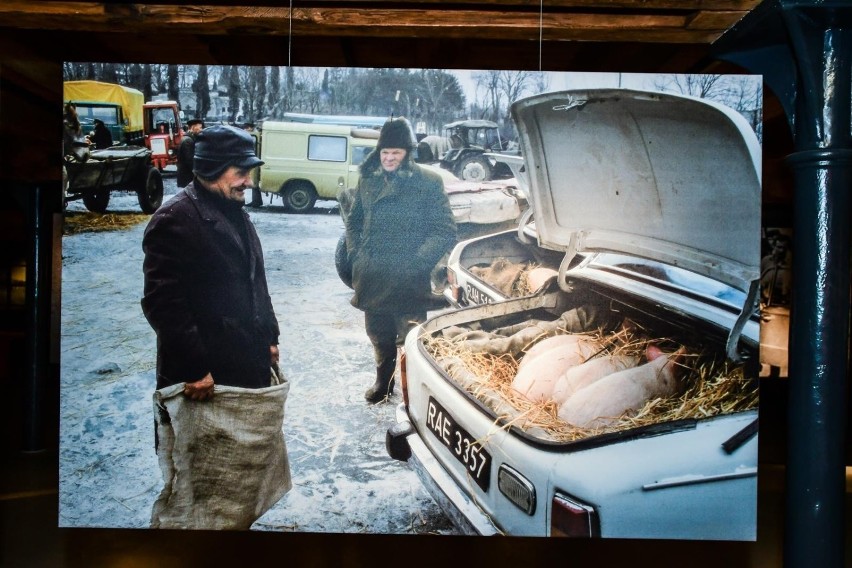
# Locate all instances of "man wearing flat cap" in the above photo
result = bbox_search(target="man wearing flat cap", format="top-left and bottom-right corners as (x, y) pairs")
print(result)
(345, 117), (457, 403)
(142, 125), (289, 530)
(176, 118), (204, 188)
(142, 124), (280, 397)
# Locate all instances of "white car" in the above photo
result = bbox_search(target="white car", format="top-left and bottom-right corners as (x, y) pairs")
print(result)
(386, 88), (762, 540)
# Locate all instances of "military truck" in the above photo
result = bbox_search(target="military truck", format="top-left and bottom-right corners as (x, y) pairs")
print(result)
(63, 80), (145, 145)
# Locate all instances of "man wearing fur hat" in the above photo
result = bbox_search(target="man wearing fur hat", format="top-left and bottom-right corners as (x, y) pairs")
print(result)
(345, 117), (457, 403)
(142, 124), (280, 397)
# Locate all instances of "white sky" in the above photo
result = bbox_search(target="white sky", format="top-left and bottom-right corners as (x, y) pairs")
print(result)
(448, 69), (754, 103)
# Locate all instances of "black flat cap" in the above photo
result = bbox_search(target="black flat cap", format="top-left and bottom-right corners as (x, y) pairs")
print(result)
(193, 124), (263, 180)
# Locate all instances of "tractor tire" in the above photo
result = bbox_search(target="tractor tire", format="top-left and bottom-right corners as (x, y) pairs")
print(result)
(283, 181), (318, 214)
(82, 189), (110, 213)
(136, 167), (164, 214)
(334, 234), (354, 289)
(456, 155), (492, 182)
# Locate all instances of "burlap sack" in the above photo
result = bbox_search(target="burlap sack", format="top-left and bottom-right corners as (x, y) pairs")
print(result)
(150, 370), (291, 530)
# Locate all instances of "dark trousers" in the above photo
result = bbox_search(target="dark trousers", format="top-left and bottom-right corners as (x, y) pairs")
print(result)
(364, 310), (426, 366)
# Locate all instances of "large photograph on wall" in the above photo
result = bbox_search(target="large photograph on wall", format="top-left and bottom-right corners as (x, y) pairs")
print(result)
(59, 63), (764, 540)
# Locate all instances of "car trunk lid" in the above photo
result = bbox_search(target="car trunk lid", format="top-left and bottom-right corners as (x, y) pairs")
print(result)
(510, 89), (762, 294)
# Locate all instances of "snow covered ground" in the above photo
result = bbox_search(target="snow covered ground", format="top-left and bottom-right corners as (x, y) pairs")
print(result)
(58, 175), (457, 534)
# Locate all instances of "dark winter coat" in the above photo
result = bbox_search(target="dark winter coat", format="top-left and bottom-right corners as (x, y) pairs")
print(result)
(345, 150), (457, 314)
(141, 183), (280, 389)
(176, 135), (196, 188)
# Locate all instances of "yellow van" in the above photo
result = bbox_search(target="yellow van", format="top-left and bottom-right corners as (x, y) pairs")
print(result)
(256, 121), (379, 213)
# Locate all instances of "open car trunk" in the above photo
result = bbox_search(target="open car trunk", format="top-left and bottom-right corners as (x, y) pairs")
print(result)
(414, 273), (759, 445)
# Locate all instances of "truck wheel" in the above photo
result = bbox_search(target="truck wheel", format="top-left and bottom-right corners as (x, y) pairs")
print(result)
(283, 181), (317, 214)
(137, 167), (164, 214)
(82, 189), (110, 213)
(335, 234), (354, 289)
(457, 155), (492, 182)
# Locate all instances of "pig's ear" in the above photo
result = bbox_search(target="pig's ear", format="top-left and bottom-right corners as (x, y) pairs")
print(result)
(619, 318), (638, 334)
(645, 344), (687, 362)
(645, 344), (664, 362)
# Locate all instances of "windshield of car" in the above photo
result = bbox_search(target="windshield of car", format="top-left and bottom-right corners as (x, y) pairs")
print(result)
(76, 105), (120, 126)
(351, 144), (373, 166)
(589, 253), (747, 308)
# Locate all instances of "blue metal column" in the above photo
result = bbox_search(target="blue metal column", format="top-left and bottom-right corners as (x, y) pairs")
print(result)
(24, 183), (50, 452)
(780, 3), (852, 566)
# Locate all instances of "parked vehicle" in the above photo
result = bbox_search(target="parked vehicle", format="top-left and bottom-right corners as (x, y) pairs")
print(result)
(63, 146), (164, 213)
(385, 89), (762, 540)
(63, 80), (145, 145)
(255, 121), (380, 213)
(437, 119), (517, 182)
(280, 111), (387, 129)
(64, 80), (185, 170)
(142, 100), (185, 170)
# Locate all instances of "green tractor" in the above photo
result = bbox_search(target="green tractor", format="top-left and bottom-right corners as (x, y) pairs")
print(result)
(437, 119), (516, 182)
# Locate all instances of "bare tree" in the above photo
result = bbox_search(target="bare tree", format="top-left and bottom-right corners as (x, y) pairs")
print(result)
(653, 74), (727, 100)
(415, 69), (465, 134)
(239, 66), (268, 123)
(227, 65), (241, 122)
(192, 65), (211, 120)
(167, 65), (180, 105)
(653, 74), (763, 141)
(142, 65), (153, 102)
(267, 67), (281, 117)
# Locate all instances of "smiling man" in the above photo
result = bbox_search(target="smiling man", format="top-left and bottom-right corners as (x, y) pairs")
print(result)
(140, 124), (289, 530)
(142, 124), (279, 396)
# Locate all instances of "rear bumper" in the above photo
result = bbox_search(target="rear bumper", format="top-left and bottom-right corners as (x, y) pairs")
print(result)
(386, 403), (502, 536)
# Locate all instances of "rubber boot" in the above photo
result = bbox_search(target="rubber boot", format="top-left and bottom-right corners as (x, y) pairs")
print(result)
(365, 358), (396, 403)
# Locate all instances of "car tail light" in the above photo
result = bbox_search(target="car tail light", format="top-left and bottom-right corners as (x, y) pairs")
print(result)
(446, 267), (460, 303)
(550, 492), (599, 537)
(399, 349), (409, 407)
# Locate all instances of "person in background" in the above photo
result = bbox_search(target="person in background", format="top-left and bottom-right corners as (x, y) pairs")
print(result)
(89, 118), (113, 149)
(176, 118), (204, 188)
(344, 117), (457, 403)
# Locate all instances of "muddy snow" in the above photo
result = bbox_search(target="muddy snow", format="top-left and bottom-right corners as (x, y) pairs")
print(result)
(58, 175), (458, 534)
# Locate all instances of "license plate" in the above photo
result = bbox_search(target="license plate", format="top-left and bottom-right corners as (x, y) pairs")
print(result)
(425, 396), (491, 491)
(465, 283), (494, 305)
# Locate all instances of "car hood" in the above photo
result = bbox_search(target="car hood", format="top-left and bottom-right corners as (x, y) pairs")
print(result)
(510, 89), (761, 293)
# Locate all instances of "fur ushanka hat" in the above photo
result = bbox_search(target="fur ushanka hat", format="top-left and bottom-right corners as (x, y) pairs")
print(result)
(376, 118), (416, 151)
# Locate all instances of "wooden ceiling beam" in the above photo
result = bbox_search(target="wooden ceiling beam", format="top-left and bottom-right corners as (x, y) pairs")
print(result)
(0, 2), (757, 43)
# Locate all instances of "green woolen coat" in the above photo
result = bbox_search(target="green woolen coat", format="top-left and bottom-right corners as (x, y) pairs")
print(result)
(346, 151), (457, 314)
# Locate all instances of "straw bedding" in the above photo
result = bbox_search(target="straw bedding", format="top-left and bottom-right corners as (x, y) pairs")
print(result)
(468, 258), (542, 297)
(63, 212), (151, 234)
(422, 317), (758, 443)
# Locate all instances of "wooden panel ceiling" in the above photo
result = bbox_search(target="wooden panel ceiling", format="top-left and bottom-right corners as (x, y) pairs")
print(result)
(0, 1), (762, 43)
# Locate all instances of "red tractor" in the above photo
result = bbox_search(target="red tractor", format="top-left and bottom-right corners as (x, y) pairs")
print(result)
(143, 100), (185, 170)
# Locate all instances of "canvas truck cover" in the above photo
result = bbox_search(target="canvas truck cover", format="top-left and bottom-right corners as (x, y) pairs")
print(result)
(64, 80), (145, 133)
